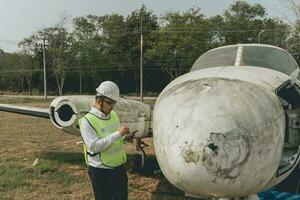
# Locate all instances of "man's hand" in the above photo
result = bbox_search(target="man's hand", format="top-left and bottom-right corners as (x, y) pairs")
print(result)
(119, 126), (130, 136)
(124, 130), (138, 143)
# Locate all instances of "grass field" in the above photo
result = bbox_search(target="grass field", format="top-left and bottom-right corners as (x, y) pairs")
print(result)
(0, 97), (187, 200)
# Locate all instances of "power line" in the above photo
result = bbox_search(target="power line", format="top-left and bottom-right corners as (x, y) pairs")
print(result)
(83, 27), (290, 36)
(150, 28), (290, 34)
(0, 63), (192, 74)
(0, 39), (19, 44)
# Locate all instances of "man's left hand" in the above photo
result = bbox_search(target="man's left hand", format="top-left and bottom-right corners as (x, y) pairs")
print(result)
(124, 130), (138, 143)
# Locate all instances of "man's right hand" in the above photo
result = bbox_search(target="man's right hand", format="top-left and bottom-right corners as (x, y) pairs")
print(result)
(119, 126), (130, 136)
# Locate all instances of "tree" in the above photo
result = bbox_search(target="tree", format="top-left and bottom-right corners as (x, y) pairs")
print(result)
(221, 1), (290, 46)
(281, 0), (300, 73)
(0, 51), (14, 92)
(222, 1), (266, 44)
(32, 16), (73, 95)
(124, 5), (159, 94)
(0, 2), (295, 95)
(146, 7), (209, 81)
(41, 15), (74, 95)
(95, 14), (127, 86)
(19, 16), (74, 95)
(281, 0), (300, 28)
(0, 47), (38, 94)
(207, 15), (225, 46)
(18, 38), (41, 95)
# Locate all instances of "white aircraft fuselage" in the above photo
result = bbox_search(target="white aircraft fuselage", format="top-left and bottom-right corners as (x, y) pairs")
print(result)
(153, 44), (300, 199)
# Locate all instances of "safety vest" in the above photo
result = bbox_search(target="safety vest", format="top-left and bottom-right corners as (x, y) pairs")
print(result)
(79, 111), (126, 167)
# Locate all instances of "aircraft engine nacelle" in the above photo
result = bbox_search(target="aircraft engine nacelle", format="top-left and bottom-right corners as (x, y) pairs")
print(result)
(49, 96), (151, 138)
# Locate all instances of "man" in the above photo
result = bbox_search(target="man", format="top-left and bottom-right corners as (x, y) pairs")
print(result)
(79, 81), (132, 200)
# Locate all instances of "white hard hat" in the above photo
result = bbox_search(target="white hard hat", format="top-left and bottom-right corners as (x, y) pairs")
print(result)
(96, 81), (120, 101)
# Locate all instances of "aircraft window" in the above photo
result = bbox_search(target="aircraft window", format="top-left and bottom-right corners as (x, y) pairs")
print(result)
(242, 46), (299, 75)
(190, 46), (238, 72)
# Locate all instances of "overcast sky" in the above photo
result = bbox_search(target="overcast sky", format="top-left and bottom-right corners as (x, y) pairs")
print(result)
(0, 0), (293, 52)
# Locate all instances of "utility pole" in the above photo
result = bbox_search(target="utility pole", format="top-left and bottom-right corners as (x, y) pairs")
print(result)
(140, 13), (143, 102)
(76, 54), (82, 94)
(258, 30), (265, 44)
(79, 64), (82, 94)
(41, 38), (47, 99)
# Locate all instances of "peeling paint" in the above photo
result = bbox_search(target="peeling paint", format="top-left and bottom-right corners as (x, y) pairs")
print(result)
(202, 129), (251, 179)
(207, 143), (219, 154)
(182, 149), (200, 163)
(180, 142), (202, 163)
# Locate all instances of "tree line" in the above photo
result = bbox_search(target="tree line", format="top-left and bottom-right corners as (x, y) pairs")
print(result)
(0, 1), (299, 96)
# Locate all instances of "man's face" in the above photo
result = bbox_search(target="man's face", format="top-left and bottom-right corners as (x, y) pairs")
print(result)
(97, 97), (116, 114)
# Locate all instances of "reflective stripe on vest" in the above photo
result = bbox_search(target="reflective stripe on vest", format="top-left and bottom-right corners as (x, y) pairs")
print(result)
(79, 111), (126, 167)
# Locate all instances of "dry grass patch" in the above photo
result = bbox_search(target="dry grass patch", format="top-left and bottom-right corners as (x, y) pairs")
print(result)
(0, 97), (187, 200)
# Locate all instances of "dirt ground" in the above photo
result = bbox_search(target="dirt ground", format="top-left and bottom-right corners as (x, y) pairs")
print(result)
(0, 99), (190, 200)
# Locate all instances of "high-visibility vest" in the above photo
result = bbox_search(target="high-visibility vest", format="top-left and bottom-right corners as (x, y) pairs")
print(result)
(79, 111), (126, 167)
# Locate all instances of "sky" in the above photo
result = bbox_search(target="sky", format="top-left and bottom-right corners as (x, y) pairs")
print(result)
(0, 0), (294, 52)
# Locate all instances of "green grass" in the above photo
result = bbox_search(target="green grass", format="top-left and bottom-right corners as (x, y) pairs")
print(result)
(38, 160), (58, 174)
(36, 159), (80, 184)
(40, 151), (85, 167)
(0, 158), (80, 195)
(0, 162), (28, 190)
(50, 170), (79, 186)
(37, 159), (78, 179)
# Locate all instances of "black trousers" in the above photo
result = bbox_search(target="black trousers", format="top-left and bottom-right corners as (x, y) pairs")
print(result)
(88, 165), (128, 200)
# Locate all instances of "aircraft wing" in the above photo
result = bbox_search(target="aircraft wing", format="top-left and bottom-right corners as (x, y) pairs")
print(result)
(0, 103), (50, 119)
(0, 96), (152, 138)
